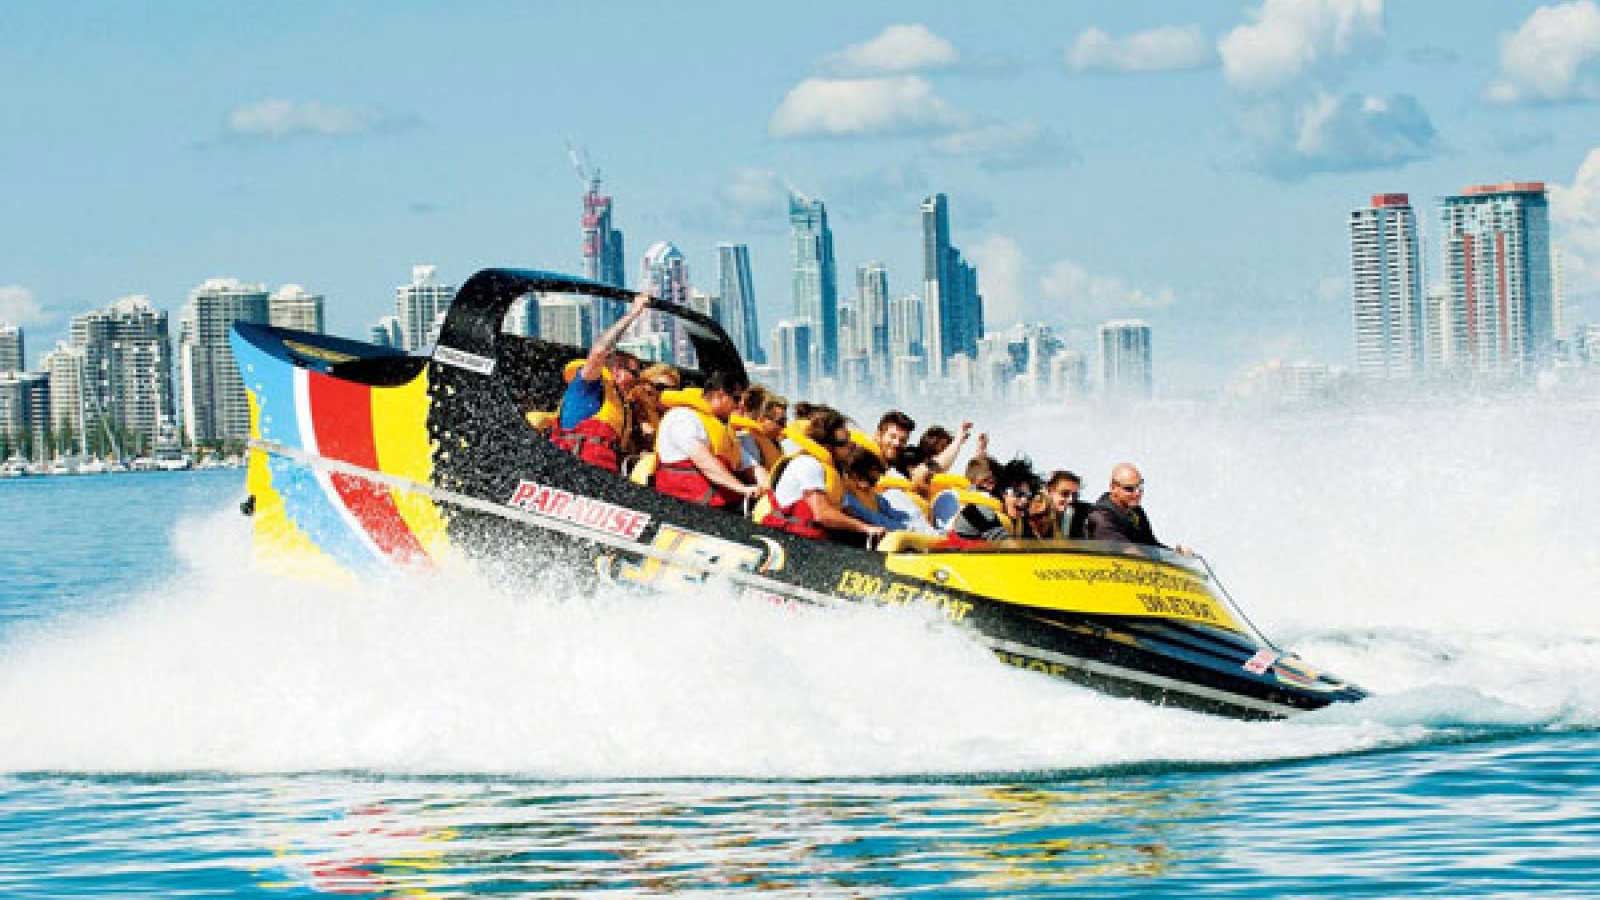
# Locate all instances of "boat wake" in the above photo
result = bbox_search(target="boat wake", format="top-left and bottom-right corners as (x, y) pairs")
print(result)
(1, 401), (1595, 777)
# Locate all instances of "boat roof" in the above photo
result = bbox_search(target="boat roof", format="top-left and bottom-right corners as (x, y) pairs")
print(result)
(435, 268), (747, 383)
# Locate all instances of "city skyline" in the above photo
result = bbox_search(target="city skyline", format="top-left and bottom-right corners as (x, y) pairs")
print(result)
(5, 2), (1600, 392)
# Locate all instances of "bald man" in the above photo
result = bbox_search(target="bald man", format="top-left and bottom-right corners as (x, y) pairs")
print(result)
(1084, 463), (1180, 551)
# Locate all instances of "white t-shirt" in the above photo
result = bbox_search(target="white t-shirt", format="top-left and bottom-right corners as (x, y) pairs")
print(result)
(656, 407), (709, 464)
(773, 455), (827, 509)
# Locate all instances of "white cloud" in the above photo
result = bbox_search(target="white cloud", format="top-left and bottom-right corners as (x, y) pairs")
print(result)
(1066, 25), (1216, 73)
(1551, 147), (1600, 291)
(1239, 91), (1436, 178)
(969, 236), (1026, 328)
(226, 99), (407, 139)
(1219, 0), (1384, 92)
(824, 24), (959, 74)
(1038, 261), (1175, 320)
(1484, 1), (1600, 104)
(769, 76), (968, 138)
(0, 286), (49, 327)
(931, 121), (1078, 171)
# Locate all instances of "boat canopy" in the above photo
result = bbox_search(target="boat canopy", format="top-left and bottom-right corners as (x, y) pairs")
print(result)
(434, 268), (747, 384)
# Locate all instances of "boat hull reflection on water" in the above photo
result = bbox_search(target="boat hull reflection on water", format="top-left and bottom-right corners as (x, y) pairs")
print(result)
(230, 268), (1366, 720)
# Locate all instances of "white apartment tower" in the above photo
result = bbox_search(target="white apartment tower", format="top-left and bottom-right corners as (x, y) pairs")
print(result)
(0, 324), (22, 373)
(395, 265), (456, 352)
(1440, 182), (1554, 378)
(179, 278), (269, 444)
(42, 343), (88, 454)
(269, 284), (326, 333)
(1349, 193), (1423, 380)
(70, 295), (173, 454)
(1098, 319), (1153, 400)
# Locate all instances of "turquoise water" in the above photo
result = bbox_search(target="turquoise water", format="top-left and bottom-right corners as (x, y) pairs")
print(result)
(2, 403), (1598, 897)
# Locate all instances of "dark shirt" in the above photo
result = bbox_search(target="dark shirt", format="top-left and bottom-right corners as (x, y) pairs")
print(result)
(951, 502), (1037, 542)
(1082, 492), (1166, 548)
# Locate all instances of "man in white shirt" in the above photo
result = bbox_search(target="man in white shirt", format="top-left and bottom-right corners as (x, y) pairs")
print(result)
(654, 372), (761, 509)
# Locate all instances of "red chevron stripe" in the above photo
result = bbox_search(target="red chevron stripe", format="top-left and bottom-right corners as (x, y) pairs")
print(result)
(308, 371), (429, 564)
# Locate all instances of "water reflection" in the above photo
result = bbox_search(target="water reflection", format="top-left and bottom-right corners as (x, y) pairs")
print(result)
(251, 778), (1218, 896)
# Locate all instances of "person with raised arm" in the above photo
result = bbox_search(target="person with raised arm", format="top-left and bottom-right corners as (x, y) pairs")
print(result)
(549, 291), (651, 472)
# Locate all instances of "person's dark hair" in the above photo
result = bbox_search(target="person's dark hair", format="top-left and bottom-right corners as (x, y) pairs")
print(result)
(841, 445), (887, 483)
(918, 425), (953, 455)
(703, 371), (748, 397)
(993, 457), (1040, 499)
(758, 392), (788, 420)
(965, 456), (995, 484)
(1046, 470), (1081, 490)
(877, 410), (915, 434)
(740, 384), (770, 415)
(792, 401), (817, 421)
(805, 406), (849, 447)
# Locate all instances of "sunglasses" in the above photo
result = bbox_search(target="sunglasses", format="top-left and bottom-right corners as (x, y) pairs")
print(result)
(1115, 481), (1145, 492)
(650, 380), (675, 391)
(1005, 488), (1034, 500)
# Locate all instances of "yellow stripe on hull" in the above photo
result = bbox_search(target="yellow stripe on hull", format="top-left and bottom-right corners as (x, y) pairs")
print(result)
(369, 369), (452, 561)
(884, 551), (1242, 632)
(245, 392), (356, 586)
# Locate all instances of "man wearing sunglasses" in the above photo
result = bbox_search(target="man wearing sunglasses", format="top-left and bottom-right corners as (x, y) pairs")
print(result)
(1083, 462), (1177, 551)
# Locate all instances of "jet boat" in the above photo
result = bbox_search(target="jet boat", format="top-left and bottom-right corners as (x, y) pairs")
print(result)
(231, 268), (1366, 720)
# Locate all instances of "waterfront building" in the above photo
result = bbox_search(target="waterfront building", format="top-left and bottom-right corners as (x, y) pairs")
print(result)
(179, 278), (269, 445)
(501, 294), (539, 338)
(837, 302), (859, 364)
(1440, 181), (1554, 378)
(268, 284), (325, 334)
(641, 241), (690, 365)
(0, 324), (21, 373)
(856, 262), (891, 384)
(789, 191), (840, 378)
(1350, 193), (1423, 380)
(42, 343), (87, 454)
(1421, 283), (1456, 373)
(369, 316), (403, 349)
(1553, 247), (1567, 342)
(69, 295), (173, 455)
(1049, 350), (1088, 400)
(539, 295), (591, 347)
(0, 371), (49, 455)
(889, 293), (924, 360)
(1099, 319), (1153, 399)
(921, 193), (984, 378)
(580, 172), (627, 332)
(771, 319), (813, 399)
(717, 243), (763, 363)
(395, 265), (455, 353)
(892, 354), (926, 397)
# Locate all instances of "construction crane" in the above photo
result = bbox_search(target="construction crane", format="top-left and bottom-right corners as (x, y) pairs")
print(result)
(566, 140), (601, 193)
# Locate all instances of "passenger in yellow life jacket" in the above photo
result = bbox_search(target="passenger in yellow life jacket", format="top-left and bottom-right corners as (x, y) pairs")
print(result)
(874, 410), (915, 474)
(928, 469), (1000, 531)
(873, 444), (938, 533)
(760, 407), (886, 544)
(778, 402), (816, 456)
(550, 291), (651, 472)
(730, 387), (787, 487)
(948, 457), (1044, 543)
(624, 363), (680, 455)
(652, 372), (761, 509)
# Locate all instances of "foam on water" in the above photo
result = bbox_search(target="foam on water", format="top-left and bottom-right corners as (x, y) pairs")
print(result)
(0, 401), (1595, 776)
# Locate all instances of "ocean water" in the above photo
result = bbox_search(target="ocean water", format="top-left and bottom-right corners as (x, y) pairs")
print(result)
(1, 401), (1597, 897)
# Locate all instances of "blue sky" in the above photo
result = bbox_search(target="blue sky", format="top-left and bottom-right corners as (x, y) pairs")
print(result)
(3, 0), (1599, 390)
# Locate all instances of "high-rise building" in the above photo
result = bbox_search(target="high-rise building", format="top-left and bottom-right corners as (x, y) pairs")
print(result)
(1422, 283), (1456, 373)
(269, 284), (325, 333)
(539, 295), (591, 347)
(179, 278), (269, 445)
(501, 294), (539, 338)
(0, 324), (22, 373)
(0, 371), (49, 455)
(921, 193), (984, 378)
(889, 293), (924, 359)
(70, 295), (173, 455)
(771, 320), (813, 399)
(42, 342), (88, 454)
(395, 265), (456, 353)
(369, 316), (403, 349)
(1049, 350), (1088, 400)
(641, 241), (691, 365)
(1349, 193), (1423, 380)
(1440, 181), (1554, 377)
(856, 262), (891, 383)
(788, 191), (839, 378)
(717, 243), (762, 363)
(1099, 319), (1153, 399)
(581, 172), (627, 332)
(1553, 247), (1567, 342)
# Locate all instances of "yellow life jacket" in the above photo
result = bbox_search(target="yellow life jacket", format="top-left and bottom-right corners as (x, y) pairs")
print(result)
(656, 387), (740, 469)
(729, 414), (781, 469)
(929, 472), (973, 494)
(849, 428), (883, 459)
(874, 473), (931, 516)
(751, 428), (842, 522)
(558, 359), (629, 435)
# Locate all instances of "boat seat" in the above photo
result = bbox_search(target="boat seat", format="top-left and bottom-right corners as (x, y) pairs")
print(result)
(628, 452), (658, 486)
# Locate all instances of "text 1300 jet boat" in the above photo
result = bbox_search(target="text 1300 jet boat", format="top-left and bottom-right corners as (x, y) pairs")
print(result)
(231, 268), (1366, 720)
